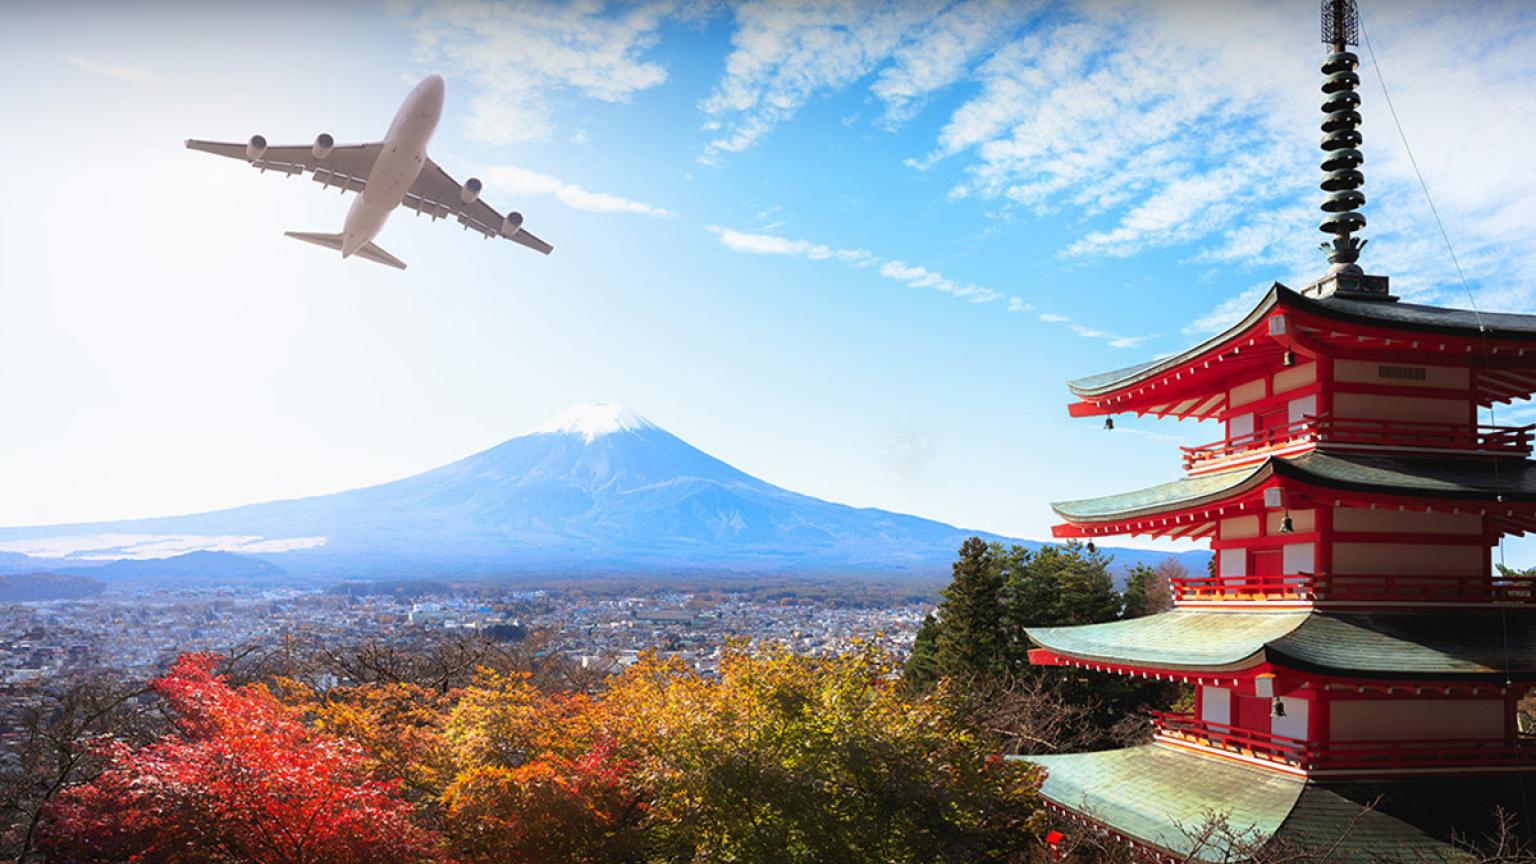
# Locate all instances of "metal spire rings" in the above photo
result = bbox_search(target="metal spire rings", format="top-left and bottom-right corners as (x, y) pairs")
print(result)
(1320, 0), (1365, 268)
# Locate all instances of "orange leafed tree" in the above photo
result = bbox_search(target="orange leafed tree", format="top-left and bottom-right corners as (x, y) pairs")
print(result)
(38, 653), (446, 864)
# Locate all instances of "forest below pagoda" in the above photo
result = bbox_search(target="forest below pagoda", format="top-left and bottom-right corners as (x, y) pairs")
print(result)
(2, 541), (1527, 864)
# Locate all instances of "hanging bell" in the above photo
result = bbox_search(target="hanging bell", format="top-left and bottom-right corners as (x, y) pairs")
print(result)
(1104, 418), (1114, 431)
(1280, 513), (1296, 533)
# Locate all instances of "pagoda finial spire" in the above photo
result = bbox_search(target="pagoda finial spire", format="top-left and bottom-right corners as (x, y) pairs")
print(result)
(1319, 0), (1367, 271)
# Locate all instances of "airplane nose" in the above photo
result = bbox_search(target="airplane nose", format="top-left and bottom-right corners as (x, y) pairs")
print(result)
(423, 74), (445, 98)
(341, 233), (361, 258)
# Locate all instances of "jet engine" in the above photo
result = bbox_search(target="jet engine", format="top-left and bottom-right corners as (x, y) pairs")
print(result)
(312, 133), (334, 160)
(460, 177), (483, 205)
(501, 211), (524, 236)
(246, 134), (268, 161)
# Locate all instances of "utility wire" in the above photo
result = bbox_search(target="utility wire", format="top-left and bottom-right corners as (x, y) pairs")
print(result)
(1359, 2), (1527, 822)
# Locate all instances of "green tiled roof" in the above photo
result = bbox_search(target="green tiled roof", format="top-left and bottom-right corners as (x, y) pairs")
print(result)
(1270, 612), (1536, 678)
(1027, 610), (1536, 679)
(1276, 452), (1536, 501)
(1020, 745), (1473, 862)
(1026, 745), (1303, 859)
(1051, 452), (1536, 524)
(1051, 464), (1263, 522)
(1067, 284), (1536, 397)
(1027, 610), (1305, 671)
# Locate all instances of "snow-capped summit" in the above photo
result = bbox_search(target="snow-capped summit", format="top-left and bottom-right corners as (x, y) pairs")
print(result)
(532, 402), (655, 443)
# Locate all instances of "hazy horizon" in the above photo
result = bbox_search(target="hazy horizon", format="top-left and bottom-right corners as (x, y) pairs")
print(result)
(5, 0), (1536, 565)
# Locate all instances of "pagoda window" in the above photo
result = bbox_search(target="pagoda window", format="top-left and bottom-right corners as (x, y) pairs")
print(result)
(1230, 378), (1267, 408)
(1282, 543), (1315, 575)
(1265, 509), (1315, 535)
(1272, 696), (1310, 740)
(1200, 685), (1232, 725)
(1332, 542), (1483, 577)
(1332, 506), (1482, 535)
(1287, 394), (1318, 424)
(1218, 547), (1247, 579)
(1333, 359), (1469, 391)
(1219, 515), (1260, 539)
(1227, 412), (1254, 441)
(1272, 361), (1317, 394)
(1329, 699), (1506, 741)
(1333, 391), (1468, 424)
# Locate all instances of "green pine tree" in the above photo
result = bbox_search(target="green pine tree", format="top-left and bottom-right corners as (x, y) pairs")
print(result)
(932, 537), (1007, 681)
(903, 613), (941, 690)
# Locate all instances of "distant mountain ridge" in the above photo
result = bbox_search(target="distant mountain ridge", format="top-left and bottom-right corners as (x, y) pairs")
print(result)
(0, 571), (105, 602)
(0, 403), (1207, 580)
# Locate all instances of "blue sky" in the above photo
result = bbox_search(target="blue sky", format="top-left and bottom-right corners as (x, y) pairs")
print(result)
(4, 0), (1536, 563)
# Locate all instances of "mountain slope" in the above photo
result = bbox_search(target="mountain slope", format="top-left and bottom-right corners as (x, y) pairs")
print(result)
(0, 403), (1205, 578)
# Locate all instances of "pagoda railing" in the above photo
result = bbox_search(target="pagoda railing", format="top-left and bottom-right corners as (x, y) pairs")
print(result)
(1181, 418), (1317, 471)
(1181, 414), (1533, 472)
(1313, 416), (1534, 455)
(1152, 712), (1536, 772)
(1151, 712), (1307, 767)
(1169, 572), (1536, 604)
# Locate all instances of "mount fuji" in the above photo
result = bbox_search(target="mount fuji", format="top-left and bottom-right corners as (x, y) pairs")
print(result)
(0, 404), (1201, 581)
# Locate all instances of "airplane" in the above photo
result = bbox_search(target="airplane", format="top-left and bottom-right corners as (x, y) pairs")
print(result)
(186, 75), (551, 270)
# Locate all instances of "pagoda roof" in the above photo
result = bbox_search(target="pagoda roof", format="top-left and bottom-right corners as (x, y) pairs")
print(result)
(1022, 745), (1488, 861)
(1026, 609), (1536, 680)
(1052, 451), (1536, 525)
(1068, 284), (1536, 399)
(1069, 282), (1536, 415)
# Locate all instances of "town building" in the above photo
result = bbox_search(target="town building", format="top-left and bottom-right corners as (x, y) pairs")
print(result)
(1024, 2), (1536, 859)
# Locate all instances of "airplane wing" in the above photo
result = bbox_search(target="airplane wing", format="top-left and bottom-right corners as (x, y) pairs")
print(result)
(185, 139), (382, 194)
(404, 159), (554, 255)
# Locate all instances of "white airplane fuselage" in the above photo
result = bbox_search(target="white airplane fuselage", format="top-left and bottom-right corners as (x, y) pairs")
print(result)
(341, 75), (445, 257)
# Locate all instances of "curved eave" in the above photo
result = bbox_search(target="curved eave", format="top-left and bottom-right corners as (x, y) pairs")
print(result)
(1026, 610), (1305, 673)
(1273, 452), (1536, 504)
(1066, 283), (1536, 404)
(1027, 610), (1536, 681)
(1051, 461), (1269, 524)
(1021, 746), (1474, 863)
(1052, 452), (1536, 534)
(1066, 285), (1285, 398)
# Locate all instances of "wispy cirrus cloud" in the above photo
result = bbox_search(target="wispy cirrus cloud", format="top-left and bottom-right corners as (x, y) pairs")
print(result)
(485, 166), (674, 218)
(706, 225), (1136, 345)
(61, 54), (162, 83)
(693, 1), (1536, 318)
(397, 0), (705, 144)
(699, 0), (1039, 163)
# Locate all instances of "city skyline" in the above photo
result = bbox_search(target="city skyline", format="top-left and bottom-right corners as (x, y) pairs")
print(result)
(5, 0), (1536, 564)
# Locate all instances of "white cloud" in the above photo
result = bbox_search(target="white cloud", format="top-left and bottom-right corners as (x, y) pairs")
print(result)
(707, 225), (1001, 306)
(397, 0), (696, 144)
(699, 0), (1038, 162)
(707, 225), (841, 259)
(878, 260), (1001, 303)
(1183, 282), (1271, 336)
(1008, 297), (1031, 313)
(61, 54), (162, 83)
(910, 0), (1536, 312)
(0, 533), (326, 560)
(485, 166), (674, 217)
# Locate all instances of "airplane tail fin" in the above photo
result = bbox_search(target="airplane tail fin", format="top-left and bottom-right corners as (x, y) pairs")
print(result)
(283, 231), (407, 270)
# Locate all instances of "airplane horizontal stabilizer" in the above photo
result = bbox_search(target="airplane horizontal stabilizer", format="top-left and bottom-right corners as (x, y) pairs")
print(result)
(355, 241), (406, 270)
(282, 232), (406, 270)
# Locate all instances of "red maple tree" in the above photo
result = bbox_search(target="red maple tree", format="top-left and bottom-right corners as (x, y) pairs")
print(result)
(39, 653), (445, 864)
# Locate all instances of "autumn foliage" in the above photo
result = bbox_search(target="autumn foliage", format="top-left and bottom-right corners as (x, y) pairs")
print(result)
(38, 654), (444, 864)
(36, 645), (1043, 864)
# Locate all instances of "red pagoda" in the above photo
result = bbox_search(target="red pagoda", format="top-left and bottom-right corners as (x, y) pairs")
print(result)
(1023, 2), (1536, 859)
